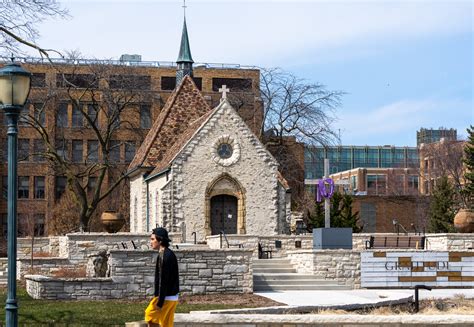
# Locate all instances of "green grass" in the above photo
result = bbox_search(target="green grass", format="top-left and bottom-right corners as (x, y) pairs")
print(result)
(0, 287), (239, 326)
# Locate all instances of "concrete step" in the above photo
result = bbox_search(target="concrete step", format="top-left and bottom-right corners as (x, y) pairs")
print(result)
(254, 284), (352, 291)
(253, 267), (297, 274)
(253, 258), (291, 265)
(253, 264), (293, 270)
(253, 261), (293, 269)
(254, 277), (339, 285)
(253, 273), (325, 280)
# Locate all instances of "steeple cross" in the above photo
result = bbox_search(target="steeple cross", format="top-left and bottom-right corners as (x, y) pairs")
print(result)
(183, 0), (187, 17)
(219, 85), (230, 100)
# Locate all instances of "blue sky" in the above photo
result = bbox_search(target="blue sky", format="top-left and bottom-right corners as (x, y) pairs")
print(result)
(24, 0), (473, 146)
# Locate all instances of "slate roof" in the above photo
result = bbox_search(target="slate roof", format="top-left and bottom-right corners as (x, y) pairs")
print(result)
(128, 75), (212, 171)
(149, 107), (216, 175)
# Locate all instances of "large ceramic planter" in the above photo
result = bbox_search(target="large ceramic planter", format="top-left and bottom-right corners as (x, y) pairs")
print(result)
(101, 211), (125, 233)
(454, 209), (474, 233)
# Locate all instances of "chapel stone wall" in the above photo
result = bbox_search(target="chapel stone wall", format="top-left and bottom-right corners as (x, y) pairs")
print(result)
(173, 105), (281, 242)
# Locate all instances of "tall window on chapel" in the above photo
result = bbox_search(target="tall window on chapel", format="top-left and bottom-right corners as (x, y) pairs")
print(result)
(140, 104), (151, 129)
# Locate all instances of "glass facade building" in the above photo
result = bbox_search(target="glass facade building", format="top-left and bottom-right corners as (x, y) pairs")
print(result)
(305, 146), (419, 180)
(416, 128), (457, 146)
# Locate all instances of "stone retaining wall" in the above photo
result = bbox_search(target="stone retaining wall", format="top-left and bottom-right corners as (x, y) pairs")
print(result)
(287, 249), (361, 288)
(126, 314), (474, 326)
(425, 234), (474, 251)
(206, 235), (314, 257)
(64, 233), (151, 264)
(17, 237), (51, 258)
(0, 258), (7, 282)
(17, 258), (72, 279)
(206, 233), (465, 253)
(25, 247), (253, 299)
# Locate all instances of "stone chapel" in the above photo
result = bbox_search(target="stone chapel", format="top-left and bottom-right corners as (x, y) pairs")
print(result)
(128, 17), (291, 242)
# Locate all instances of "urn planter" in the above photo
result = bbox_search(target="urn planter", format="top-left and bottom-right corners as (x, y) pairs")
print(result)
(454, 209), (474, 233)
(101, 211), (125, 233)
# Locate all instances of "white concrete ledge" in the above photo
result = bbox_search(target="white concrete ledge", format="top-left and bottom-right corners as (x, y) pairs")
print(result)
(126, 314), (474, 326)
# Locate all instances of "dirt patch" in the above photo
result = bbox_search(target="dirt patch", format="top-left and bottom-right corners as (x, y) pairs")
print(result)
(313, 296), (474, 315)
(179, 293), (284, 307)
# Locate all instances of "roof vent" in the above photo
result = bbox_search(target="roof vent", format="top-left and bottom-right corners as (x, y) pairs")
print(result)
(119, 54), (142, 62)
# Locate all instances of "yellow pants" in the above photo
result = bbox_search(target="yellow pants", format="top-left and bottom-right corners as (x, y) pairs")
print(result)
(144, 297), (178, 327)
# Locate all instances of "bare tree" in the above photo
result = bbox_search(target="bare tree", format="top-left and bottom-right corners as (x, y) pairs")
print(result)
(420, 139), (467, 207)
(0, 1), (68, 57)
(260, 67), (343, 146)
(24, 56), (151, 231)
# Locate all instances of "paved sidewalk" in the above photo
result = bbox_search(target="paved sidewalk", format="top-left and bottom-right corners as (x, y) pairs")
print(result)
(255, 288), (474, 307)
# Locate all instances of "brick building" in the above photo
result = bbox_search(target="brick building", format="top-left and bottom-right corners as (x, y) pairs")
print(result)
(330, 167), (419, 196)
(0, 48), (262, 236)
(419, 137), (466, 195)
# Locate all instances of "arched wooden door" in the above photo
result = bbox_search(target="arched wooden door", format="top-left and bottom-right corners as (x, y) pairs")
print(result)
(210, 194), (238, 235)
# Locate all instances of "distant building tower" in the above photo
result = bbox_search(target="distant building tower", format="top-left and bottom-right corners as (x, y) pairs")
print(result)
(417, 128), (457, 146)
(176, 17), (194, 85)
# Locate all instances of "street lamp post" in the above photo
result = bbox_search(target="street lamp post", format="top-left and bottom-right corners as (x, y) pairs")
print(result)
(0, 59), (31, 327)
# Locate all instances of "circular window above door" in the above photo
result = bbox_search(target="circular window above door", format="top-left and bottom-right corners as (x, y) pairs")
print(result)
(212, 135), (241, 166)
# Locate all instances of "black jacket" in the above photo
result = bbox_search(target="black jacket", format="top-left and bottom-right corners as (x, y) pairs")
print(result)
(154, 247), (179, 308)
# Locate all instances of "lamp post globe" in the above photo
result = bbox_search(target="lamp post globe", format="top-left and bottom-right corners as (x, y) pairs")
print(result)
(0, 59), (31, 327)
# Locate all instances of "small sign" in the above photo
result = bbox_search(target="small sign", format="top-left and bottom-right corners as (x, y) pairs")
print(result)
(361, 251), (474, 288)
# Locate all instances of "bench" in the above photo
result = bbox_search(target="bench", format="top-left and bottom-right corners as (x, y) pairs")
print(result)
(258, 242), (273, 259)
(365, 235), (425, 249)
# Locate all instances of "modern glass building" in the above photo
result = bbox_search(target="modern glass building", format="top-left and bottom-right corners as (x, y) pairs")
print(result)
(305, 145), (419, 181)
(416, 128), (457, 146)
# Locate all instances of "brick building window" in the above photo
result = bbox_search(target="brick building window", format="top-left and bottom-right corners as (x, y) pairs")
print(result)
(56, 103), (68, 127)
(18, 139), (30, 161)
(34, 214), (45, 236)
(31, 73), (46, 88)
(34, 176), (45, 199)
(109, 75), (151, 90)
(33, 139), (46, 162)
(212, 78), (252, 92)
(87, 177), (97, 193)
(55, 139), (68, 161)
(109, 140), (120, 162)
(161, 76), (176, 90)
(18, 105), (29, 126)
(193, 77), (202, 90)
(140, 104), (151, 129)
(161, 76), (202, 90)
(87, 104), (98, 127)
(57, 74), (98, 88)
(18, 176), (29, 199)
(87, 140), (99, 162)
(108, 107), (120, 130)
(377, 175), (387, 195)
(55, 176), (67, 200)
(18, 214), (28, 236)
(409, 175), (419, 190)
(72, 105), (83, 127)
(34, 103), (45, 126)
(367, 175), (377, 194)
(125, 142), (136, 163)
(72, 140), (83, 163)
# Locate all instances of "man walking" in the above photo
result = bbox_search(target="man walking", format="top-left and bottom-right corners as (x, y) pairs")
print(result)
(145, 227), (179, 327)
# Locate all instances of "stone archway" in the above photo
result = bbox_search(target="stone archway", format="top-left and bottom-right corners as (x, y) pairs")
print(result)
(205, 173), (246, 236)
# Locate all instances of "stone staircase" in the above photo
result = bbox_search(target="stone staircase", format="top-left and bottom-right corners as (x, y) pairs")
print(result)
(253, 258), (351, 291)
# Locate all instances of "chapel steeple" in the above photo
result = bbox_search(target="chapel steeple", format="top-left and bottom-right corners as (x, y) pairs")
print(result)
(176, 1), (194, 85)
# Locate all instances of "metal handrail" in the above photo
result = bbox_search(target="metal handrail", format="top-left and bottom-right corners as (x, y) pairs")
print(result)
(219, 230), (230, 248)
(0, 56), (259, 70)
